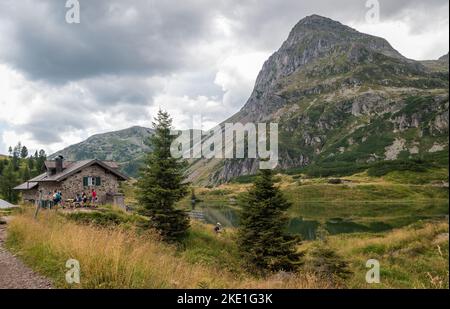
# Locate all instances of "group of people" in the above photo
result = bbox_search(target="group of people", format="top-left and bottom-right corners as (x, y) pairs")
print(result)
(41, 189), (98, 209)
(74, 189), (98, 207)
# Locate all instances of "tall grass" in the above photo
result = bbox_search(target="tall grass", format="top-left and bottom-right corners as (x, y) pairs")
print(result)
(6, 209), (332, 289)
(329, 220), (449, 288)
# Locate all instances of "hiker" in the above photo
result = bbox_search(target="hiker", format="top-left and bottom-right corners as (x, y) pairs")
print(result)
(91, 189), (97, 206)
(74, 193), (82, 208)
(75, 193), (81, 202)
(52, 190), (61, 208)
(214, 222), (222, 234)
(82, 192), (88, 207)
(59, 191), (65, 209)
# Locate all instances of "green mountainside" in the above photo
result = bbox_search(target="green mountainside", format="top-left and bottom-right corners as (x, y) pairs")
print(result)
(186, 15), (449, 184)
(51, 126), (154, 176)
(53, 15), (448, 184)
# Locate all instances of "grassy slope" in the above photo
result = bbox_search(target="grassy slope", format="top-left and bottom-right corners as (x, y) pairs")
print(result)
(328, 220), (449, 288)
(5, 168), (449, 289)
(6, 209), (332, 289)
(6, 208), (448, 289)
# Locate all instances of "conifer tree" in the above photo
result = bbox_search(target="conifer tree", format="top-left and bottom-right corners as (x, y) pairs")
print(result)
(306, 226), (352, 282)
(21, 165), (31, 182)
(136, 110), (189, 243)
(0, 162), (20, 203)
(20, 146), (29, 159)
(238, 168), (302, 273)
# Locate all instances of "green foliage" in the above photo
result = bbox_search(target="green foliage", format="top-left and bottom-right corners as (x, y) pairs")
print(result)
(395, 96), (435, 118)
(50, 126), (153, 178)
(0, 142), (47, 202)
(302, 161), (369, 177)
(238, 169), (302, 273)
(230, 174), (257, 184)
(367, 159), (432, 177)
(0, 161), (20, 203)
(306, 245), (352, 281)
(182, 223), (242, 273)
(65, 210), (145, 227)
(289, 153), (448, 179)
(136, 110), (189, 243)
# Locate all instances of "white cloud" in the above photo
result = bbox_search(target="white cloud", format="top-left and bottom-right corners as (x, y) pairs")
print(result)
(215, 51), (269, 109)
(350, 17), (449, 60)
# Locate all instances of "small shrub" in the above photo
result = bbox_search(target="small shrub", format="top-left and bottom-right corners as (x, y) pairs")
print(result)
(367, 159), (431, 177)
(307, 245), (352, 281)
(65, 210), (143, 227)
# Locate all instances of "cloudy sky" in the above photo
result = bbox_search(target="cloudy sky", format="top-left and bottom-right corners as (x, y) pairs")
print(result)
(0, 0), (448, 154)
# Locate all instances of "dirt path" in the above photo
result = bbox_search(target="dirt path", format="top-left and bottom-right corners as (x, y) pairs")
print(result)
(0, 218), (53, 289)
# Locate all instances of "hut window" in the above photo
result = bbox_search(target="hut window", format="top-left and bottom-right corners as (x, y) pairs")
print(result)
(83, 176), (101, 187)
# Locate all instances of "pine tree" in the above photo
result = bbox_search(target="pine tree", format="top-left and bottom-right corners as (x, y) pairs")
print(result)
(28, 157), (35, 170)
(36, 149), (47, 173)
(238, 168), (302, 273)
(306, 226), (352, 282)
(136, 110), (189, 243)
(21, 165), (31, 182)
(0, 162), (20, 203)
(0, 159), (5, 175)
(20, 146), (29, 159)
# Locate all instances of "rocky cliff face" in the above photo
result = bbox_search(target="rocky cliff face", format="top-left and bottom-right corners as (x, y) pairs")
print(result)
(187, 15), (449, 185)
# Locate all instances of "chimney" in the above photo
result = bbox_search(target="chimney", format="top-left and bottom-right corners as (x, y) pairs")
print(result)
(55, 155), (64, 174)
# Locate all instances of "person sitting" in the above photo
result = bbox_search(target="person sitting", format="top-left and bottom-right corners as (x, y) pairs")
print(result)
(82, 192), (88, 207)
(214, 222), (222, 234)
(74, 194), (82, 208)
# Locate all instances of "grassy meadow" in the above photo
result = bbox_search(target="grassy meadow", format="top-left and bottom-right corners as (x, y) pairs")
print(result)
(4, 164), (449, 289)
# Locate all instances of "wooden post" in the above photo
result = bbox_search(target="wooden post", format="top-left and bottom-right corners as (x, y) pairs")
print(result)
(34, 190), (43, 219)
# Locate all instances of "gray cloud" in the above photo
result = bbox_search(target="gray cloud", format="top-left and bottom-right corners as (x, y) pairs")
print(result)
(1, 0), (447, 83)
(0, 0), (448, 151)
(0, 0), (220, 83)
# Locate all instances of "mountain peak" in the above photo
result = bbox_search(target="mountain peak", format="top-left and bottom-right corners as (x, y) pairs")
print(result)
(282, 14), (400, 60)
(297, 14), (344, 26)
(439, 53), (449, 62)
(291, 14), (356, 34)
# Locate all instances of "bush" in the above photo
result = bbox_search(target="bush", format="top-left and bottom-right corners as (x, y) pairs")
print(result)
(367, 159), (432, 177)
(307, 245), (352, 281)
(231, 175), (257, 184)
(303, 162), (369, 177)
(65, 210), (143, 227)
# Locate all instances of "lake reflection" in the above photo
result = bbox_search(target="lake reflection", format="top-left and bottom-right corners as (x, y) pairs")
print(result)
(194, 201), (448, 240)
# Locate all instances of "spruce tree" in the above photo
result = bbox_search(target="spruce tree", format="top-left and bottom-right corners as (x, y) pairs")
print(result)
(238, 168), (302, 273)
(0, 162), (20, 203)
(20, 146), (29, 159)
(21, 166), (31, 182)
(136, 110), (189, 243)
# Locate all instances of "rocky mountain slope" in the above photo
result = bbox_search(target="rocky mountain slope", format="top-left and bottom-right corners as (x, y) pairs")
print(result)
(51, 126), (153, 176)
(53, 15), (448, 184)
(186, 15), (449, 185)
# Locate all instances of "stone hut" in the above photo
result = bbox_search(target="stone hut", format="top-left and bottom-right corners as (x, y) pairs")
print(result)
(14, 156), (128, 204)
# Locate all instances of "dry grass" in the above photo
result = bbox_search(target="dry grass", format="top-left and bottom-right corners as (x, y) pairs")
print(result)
(7, 208), (447, 289)
(6, 209), (332, 289)
(325, 220), (449, 288)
